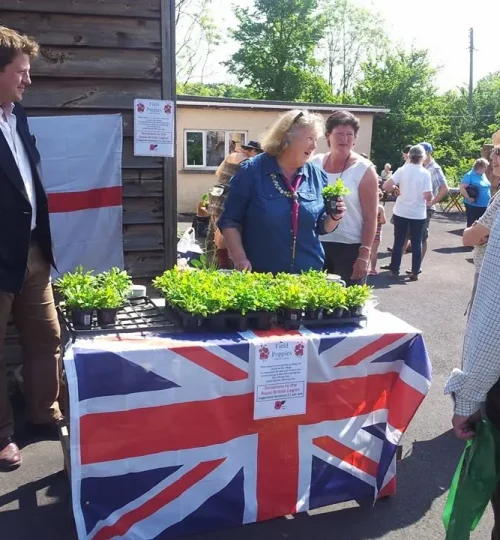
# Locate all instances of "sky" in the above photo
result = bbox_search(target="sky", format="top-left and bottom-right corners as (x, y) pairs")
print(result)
(189, 0), (500, 93)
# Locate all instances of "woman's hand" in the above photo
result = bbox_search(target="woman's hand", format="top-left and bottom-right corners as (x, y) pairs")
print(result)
(351, 256), (369, 281)
(328, 197), (346, 219)
(233, 257), (252, 271)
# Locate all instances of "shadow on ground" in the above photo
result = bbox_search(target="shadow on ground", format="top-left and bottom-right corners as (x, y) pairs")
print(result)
(189, 431), (463, 540)
(0, 472), (76, 540)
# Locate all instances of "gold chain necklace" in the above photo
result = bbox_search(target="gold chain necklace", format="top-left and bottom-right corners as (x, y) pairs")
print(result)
(270, 173), (298, 199)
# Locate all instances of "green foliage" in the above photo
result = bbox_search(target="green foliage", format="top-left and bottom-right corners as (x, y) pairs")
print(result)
(345, 284), (372, 308)
(322, 180), (350, 199)
(153, 268), (371, 316)
(96, 267), (131, 301)
(318, 0), (388, 98)
(56, 267), (131, 309)
(225, 0), (331, 101)
(177, 82), (257, 99)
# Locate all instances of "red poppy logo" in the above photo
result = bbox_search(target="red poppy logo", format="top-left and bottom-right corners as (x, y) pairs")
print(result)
(164, 104), (172, 114)
(294, 343), (305, 357)
(149, 144), (158, 151)
(136, 102), (145, 113)
(259, 346), (270, 360)
(274, 400), (286, 410)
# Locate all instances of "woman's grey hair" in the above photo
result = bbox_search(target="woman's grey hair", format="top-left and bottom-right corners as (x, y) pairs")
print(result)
(261, 109), (324, 156)
(474, 158), (489, 170)
(409, 144), (425, 164)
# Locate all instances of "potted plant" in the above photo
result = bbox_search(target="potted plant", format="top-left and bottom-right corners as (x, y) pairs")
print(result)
(345, 284), (372, 317)
(300, 270), (329, 320)
(276, 280), (306, 329)
(94, 286), (124, 326)
(55, 266), (97, 329)
(97, 267), (132, 300)
(196, 193), (209, 217)
(323, 283), (347, 319)
(322, 179), (351, 215)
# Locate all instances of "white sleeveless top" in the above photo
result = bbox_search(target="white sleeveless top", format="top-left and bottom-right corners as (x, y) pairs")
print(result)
(311, 153), (372, 244)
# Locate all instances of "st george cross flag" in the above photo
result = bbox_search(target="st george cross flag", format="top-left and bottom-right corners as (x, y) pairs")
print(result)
(28, 115), (124, 276)
(64, 311), (431, 540)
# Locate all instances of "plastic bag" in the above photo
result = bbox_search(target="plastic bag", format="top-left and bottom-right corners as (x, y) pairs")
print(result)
(443, 417), (500, 539)
(177, 227), (203, 264)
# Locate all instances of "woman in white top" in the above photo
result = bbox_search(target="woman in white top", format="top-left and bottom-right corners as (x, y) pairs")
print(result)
(382, 145), (432, 280)
(311, 111), (379, 285)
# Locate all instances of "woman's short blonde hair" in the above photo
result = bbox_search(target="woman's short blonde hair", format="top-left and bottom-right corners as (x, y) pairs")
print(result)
(473, 158), (489, 170)
(261, 109), (324, 157)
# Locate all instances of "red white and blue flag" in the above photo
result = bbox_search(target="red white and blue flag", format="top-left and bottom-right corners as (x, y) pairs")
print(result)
(28, 115), (123, 276)
(64, 311), (431, 540)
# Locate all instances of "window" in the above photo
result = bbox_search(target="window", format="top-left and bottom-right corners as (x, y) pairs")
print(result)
(184, 130), (247, 169)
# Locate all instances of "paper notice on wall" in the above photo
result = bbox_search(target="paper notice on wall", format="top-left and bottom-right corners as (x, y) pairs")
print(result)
(254, 339), (308, 420)
(134, 98), (174, 157)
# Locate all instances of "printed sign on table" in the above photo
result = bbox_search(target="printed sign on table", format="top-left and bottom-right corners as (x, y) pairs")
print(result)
(134, 98), (175, 157)
(254, 339), (308, 420)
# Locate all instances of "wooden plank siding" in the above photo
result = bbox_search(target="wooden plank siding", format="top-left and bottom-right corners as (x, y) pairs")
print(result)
(0, 2), (166, 279)
(1, 0), (169, 384)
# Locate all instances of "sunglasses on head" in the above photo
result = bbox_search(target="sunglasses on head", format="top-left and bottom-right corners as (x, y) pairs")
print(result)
(292, 111), (305, 124)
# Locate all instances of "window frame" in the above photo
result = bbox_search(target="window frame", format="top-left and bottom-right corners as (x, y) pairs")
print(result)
(184, 129), (248, 170)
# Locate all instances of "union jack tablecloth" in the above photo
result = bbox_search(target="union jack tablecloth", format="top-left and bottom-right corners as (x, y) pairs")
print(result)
(64, 310), (431, 540)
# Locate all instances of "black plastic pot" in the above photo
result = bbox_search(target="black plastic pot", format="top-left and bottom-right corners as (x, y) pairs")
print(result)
(282, 308), (303, 330)
(325, 196), (341, 215)
(253, 312), (273, 331)
(350, 305), (364, 318)
(305, 308), (323, 320)
(97, 308), (118, 327)
(70, 308), (93, 330)
(332, 307), (346, 319)
(342, 308), (352, 318)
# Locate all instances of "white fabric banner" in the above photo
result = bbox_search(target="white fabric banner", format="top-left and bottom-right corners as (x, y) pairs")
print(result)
(28, 114), (124, 276)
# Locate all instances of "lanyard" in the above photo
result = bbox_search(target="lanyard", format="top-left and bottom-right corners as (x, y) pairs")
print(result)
(281, 174), (303, 267)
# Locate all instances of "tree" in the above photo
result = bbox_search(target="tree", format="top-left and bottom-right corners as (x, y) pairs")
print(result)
(177, 82), (257, 99)
(175, 0), (221, 84)
(319, 0), (388, 100)
(354, 49), (447, 171)
(472, 72), (500, 140)
(225, 0), (331, 101)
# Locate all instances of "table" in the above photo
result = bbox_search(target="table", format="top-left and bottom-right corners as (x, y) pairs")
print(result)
(64, 310), (431, 540)
(441, 187), (464, 213)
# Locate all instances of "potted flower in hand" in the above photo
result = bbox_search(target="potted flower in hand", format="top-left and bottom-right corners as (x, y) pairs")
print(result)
(322, 179), (351, 215)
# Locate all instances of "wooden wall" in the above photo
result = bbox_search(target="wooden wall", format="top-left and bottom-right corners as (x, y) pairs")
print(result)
(0, 0), (169, 386)
(0, 0), (166, 281)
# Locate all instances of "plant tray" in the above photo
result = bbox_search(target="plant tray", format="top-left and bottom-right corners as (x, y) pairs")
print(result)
(165, 305), (274, 333)
(58, 297), (175, 342)
(280, 314), (367, 331)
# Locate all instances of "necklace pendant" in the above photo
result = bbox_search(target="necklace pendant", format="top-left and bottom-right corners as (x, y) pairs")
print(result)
(292, 192), (298, 200)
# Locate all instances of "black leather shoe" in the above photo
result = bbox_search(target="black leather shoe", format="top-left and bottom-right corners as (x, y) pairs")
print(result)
(0, 437), (21, 471)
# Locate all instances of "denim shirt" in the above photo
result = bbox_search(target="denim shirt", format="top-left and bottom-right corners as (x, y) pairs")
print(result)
(218, 153), (329, 274)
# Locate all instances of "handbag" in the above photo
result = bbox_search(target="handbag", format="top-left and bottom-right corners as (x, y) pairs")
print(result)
(466, 184), (479, 200)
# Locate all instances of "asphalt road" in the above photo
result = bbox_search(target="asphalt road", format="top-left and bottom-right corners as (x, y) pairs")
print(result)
(0, 205), (491, 540)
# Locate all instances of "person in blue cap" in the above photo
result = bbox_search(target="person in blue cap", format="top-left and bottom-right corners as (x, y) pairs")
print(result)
(417, 142), (449, 269)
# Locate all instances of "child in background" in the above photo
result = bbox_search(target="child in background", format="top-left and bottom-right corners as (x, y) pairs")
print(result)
(369, 190), (386, 275)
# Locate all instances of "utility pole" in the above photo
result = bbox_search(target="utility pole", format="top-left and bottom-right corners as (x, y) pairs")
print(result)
(468, 28), (474, 115)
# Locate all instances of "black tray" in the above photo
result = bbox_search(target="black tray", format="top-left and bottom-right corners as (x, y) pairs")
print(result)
(280, 314), (367, 331)
(165, 305), (274, 333)
(58, 296), (175, 342)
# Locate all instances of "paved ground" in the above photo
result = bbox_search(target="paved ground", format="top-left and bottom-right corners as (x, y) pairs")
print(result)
(0, 204), (492, 540)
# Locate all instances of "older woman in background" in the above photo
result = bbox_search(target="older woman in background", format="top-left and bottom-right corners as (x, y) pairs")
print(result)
(459, 158), (491, 227)
(311, 111), (379, 285)
(463, 146), (500, 309)
(218, 110), (346, 274)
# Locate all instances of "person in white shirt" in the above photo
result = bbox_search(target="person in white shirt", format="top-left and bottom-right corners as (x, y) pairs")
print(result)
(0, 26), (62, 471)
(381, 145), (432, 280)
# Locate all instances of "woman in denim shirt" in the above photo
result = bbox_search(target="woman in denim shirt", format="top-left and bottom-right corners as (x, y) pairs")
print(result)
(218, 110), (346, 274)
